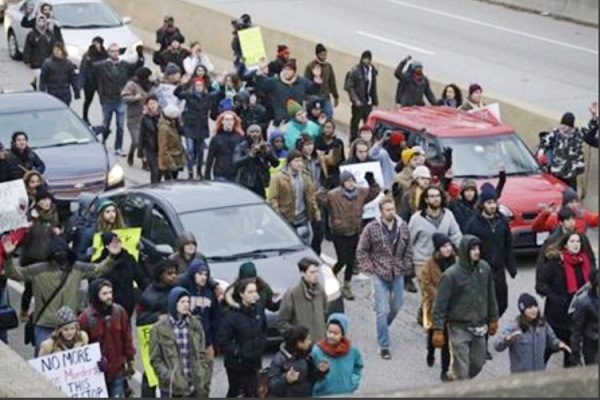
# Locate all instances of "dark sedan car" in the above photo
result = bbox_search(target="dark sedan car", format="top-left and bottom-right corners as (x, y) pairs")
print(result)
(97, 180), (344, 340)
(0, 91), (124, 215)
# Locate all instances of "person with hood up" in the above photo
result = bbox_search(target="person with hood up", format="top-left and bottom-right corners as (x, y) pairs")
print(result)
(234, 89), (270, 137)
(175, 77), (215, 179)
(431, 235), (499, 381)
(459, 83), (485, 112)
(326, 170), (381, 300)
(158, 104), (186, 180)
(21, 2), (63, 42)
(150, 287), (211, 398)
(183, 42), (214, 76)
(169, 232), (205, 274)
(39, 42), (80, 105)
(23, 14), (56, 89)
(155, 62), (183, 111)
(234, 124), (280, 198)
(156, 16), (185, 52)
(78, 279), (136, 397)
(282, 99), (322, 150)
(535, 231), (594, 367)
(80, 36), (108, 123)
(23, 170), (44, 209)
(495, 293), (570, 374)
(8, 131), (45, 178)
(138, 95), (162, 183)
(223, 262), (280, 315)
(2, 236), (117, 356)
(217, 278), (268, 398)
(304, 43), (339, 119)
(356, 196), (413, 360)
(569, 270), (599, 366)
(205, 110), (245, 181)
(310, 313), (363, 396)
(394, 55), (437, 107)
(314, 119), (345, 191)
(154, 38), (190, 73)
(438, 83), (463, 108)
(269, 130), (288, 159)
(345, 50), (378, 141)
(532, 187), (598, 235)
(268, 325), (325, 398)
(420, 233), (454, 381)
(278, 258), (328, 342)
(39, 306), (89, 356)
(121, 67), (154, 167)
(65, 192), (97, 261)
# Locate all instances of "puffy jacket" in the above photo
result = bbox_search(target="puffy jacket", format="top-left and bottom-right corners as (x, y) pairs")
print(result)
(39, 56), (80, 104)
(393, 59), (436, 106)
(233, 138), (280, 191)
(79, 45), (108, 87)
(94, 58), (145, 103)
(135, 283), (174, 326)
(205, 130), (244, 180)
(23, 28), (55, 69)
(174, 85), (213, 140)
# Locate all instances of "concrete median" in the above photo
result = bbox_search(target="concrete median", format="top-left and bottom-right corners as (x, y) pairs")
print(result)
(478, 0), (599, 26)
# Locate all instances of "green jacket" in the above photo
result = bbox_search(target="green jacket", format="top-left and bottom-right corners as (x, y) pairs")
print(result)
(150, 316), (210, 398)
(432, 235), (499, 330)
(4, 256), (114, 328)
(278, 279), (328, 342)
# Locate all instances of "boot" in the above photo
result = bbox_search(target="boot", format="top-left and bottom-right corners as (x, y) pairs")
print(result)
(405, 278), (418, 293)
(342, 281), (355, 300)
(426, 347), (435, 367)
(142, 160), (149, 171)
(188, 171), (194, 180)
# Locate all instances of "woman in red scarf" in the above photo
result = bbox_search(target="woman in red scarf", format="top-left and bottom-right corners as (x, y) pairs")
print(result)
(535, 231), (595, 367)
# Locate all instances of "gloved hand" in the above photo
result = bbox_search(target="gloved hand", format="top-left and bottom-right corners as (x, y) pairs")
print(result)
(488, 319), (498, 336)
(364, 172), (376, 185)
(136, 45), (145, 58)
(432, 330), (445, 348)
(442, 146), (453, 169)
(508, 268), (517, 279)
(97, 356), (108, 373)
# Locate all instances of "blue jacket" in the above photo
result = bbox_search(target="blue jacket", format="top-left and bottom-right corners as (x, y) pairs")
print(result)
(283, 119), (321, 151)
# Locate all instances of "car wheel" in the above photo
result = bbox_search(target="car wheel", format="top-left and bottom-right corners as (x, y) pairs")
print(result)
(7, 30), (22, 61)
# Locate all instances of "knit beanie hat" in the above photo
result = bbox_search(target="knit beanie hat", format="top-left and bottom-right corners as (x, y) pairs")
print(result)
(389, 132), (405, 146)
(517, 293), (538, 314)
(35, 185), (53, 202)
(315, 43), (327, 55)
(479, 182), (497, 203)
(412, 165), (431, 180)
(277, 44), (290, 57)
(562, 187), (579, 206)
(101, 231), (118, 247)
(361, 50), (372, 61)
(340, 170), (356, 184)
(432, 233), (451, 252)
(164, 62), (181, 77)
(56, 306), (77, 327)
(469, 83), (482, 95)
(97, 199), (117, 214)
(238, 262), (257, 279)
(460, 179), (478, 193)
(286, 99), (303, 117)
(560, 112), (575, 128)
(135, 67), (152, 81)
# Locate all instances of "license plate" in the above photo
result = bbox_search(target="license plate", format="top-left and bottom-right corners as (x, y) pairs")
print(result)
(536, 232), (550, 246)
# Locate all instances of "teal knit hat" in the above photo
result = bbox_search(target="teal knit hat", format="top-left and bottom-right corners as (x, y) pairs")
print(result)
(97, 199), (117, 214)
(238, 262), (257, 279)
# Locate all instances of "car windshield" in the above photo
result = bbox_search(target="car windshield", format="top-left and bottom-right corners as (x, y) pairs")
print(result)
(438, 134), (541, 178)
(53, 2), (122, 29)
(0, 109), (94, 149)
(179, 204), (305, 259)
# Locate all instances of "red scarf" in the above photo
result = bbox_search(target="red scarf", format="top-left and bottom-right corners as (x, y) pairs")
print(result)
(317, 338), (351, 357)
(561, 250), (592, 294)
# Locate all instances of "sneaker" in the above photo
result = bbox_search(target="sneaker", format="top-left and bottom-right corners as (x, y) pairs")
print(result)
(342, 283), (355, 301)
(441, 371), (450, 382)
(114, 149), (126, 157)
(379, 348), (392, 360)
(405, 279), (418, 293)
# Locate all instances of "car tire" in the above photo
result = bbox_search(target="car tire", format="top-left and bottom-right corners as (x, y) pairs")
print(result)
(7, 29), (22, 61)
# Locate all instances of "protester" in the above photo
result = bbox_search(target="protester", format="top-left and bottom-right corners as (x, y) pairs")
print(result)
(39, 42), (80, 105)
(155, 63), (183, 111)
(311, 313), (363, 396)
(223, 262), (279, 314)
(270, 130), (288, 160)
(234, 90), (270, 136)
(23, 170), (44, 209)
(156, 16), (185, 52)
(21, 2), (63, 42)
(80, 36), (108, 123)
(8, 132), (45, 178)
(437, 83), (463, 108)
(23, 15), (56, 90)
(532, 187), (598, 235)
(0, 142), (20, 183)
(138, 95), (162, 183)
(582, 102), (598, 148)
(150, 287), (211, 398)
(79, 199), (125, 260)
(460, 83), (485, 111)
(205, 111), (245, 181)
(158, 104), (186, 180)
(283, 99), (321, 150)
(345, 50), (378, 141)
(383, 131), (406, 163)
(38, 306), (89, 356)
(169, 232), (204, 274)
(304, 43), (339, 119)
(431, 235), (499, 381)
(356, 196), (413, 359)
(394, 55), (437, 106)
(68, 194), (99, 261)
(268, 44), (291, 76)
(392, 146), (426, 206)
(183, 41), (214, 76)
(359, 128), (397, 190)
(570, 270), (599, 366)
(314, 119), (345, 191)
(398, 165), (433, 222)
(494, 293), (571, 374)
(154, 38), (190, 73)
(278, 258), (328, 341)
(121, 67), (154, 166)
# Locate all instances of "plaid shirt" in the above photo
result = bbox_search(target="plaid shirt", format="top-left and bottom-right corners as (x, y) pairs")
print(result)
(170, 316), (194, 394)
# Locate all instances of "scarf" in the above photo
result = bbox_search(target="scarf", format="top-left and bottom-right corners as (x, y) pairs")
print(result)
(302, 279), (319, 299)
(317, 337), (351, 357)
(437, 255), (456, 272)
(561, 250), (592, 294)
(342, 186), (357, 201)
(280, 73), (298, 86)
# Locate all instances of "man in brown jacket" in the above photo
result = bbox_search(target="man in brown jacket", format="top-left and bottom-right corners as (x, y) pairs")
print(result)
(304, 43), (339, 119)
(268, 150), (320, 245)
(326, 170), (380, 300)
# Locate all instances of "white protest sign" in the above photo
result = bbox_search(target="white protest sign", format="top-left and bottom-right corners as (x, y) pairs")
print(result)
(0, 179), (29, 234)
(28, 343), (108, 398)
(469, 102), (501, 122)
(339, 162), (384, 220)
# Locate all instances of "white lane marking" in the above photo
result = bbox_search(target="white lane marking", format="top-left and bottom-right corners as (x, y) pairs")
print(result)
(355, 30), (435, 56)
(386, 0), (599, 55)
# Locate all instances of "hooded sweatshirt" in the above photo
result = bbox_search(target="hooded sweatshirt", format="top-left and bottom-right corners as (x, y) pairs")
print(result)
(269, 131), (288, 159)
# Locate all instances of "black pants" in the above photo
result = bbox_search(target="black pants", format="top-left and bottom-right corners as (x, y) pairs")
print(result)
(545, 326), (573, 367)
(332, 234), (359, 283)
(21, 281), (33, 312)
(145, 152), (161, 184)
(350, 104), (373, 141)
(311, 219), (324, 255)
(225, 367), (257, 398)
(493, 269), (509, 318)
(141, 373), (156, 398)
(161, 170), (179, 181)
(583, 337), (599, 365)
(427, 328), (450, 376)
(82, 82), (97, 123)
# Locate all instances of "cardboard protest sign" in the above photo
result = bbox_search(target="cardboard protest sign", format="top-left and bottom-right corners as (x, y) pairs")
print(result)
(469, 102), (501, 123)
(91, 227), (142, 262)
(238, 26), (267, 66)
(339, 162), (384, 219)
(0, 179), (29, 234)
(138, 325), (159, 387)
(28, 343), (108, 398)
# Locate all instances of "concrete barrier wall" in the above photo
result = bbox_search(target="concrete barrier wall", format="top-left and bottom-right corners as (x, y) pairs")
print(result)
(478, 0), (599, 26)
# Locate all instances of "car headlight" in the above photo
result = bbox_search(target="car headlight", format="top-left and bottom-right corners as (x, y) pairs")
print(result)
(106, 164), (124, 187)
(499, 204), (514, 219)
(65, 44), (83, 58)
(321, 264), (341, 298)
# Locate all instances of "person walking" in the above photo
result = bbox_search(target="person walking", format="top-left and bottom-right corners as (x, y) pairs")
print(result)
(183, 41), (214, 76)
(204, 111), (245, 181)
(80, 36), (108, 124)
(138, 95), (162, 183)
(570, 270), (599, 366)
(156, 16), (185, 52)
(39, 306), (89, 356)
(394, 55), (437, 106)
(23, 15), (56, 90)
(222, 262), (280, 315)
(304, 43), (339, 119)
(158, 104), (186, 181)
(345, 50), (378, 141)
(356, 195), (413, 360)
(431, 235), (499, 381)
(39, 42), (80, 105)
(121, 67), (154, 166)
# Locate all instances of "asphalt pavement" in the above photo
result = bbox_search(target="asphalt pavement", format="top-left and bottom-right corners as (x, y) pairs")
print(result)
(0, 18), (595, 396)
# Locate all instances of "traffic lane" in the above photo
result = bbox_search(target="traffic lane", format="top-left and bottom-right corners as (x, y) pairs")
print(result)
(194, 0), (598, 117)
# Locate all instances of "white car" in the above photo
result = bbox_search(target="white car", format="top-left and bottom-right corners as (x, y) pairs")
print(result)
(4, 0), (142, 66)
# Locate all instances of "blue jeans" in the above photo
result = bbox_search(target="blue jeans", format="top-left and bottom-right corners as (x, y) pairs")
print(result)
(34, 325), (54, 357)
(322, 98), (334, 120)
(107, 376), (126, 398)
(185, 137), (206, 174)
(372, 274), (404, 349)
(102, 101), (126, 151)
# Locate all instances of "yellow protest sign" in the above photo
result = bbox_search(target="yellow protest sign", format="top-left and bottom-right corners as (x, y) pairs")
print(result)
(91, 227), (142, 262)
(265, 158), (287, 198)
(138, 325), (159, 387)
(238, 26), (267, 66)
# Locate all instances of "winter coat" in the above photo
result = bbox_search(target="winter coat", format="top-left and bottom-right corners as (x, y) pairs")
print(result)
(277, 279), (328, 341)
(408, 209), (462, 266)
(21, 15), (63, 42)
(217, 296), (268, 373)
(582, 118), (598, 148)
(121, 79), (152, 140)
(344, 63), (378, 106)
(326, 182), (381, 236)
(254, 74), (320, 124)
(174, 86), (213, 140)
(79, 45), (108, 87)
(539, 127), (585, 181)
(154, 48), (189, 72)
(539, 227), (596, 266)
(3, 256), (114, 328)
(39, 56), (80, 104)
(23, 28), (55, 69)
(0, 158), (20, 183)
(239, 103), (270, 135)
(448, 197), (477, 232)
(432, 235), (499, 330)
(394, 59), (436, 106)
(205, 129), (244, 180)
(8, 146), (45, 178)
(138, 114), (160, 158)
(283, 119), (321, 151)
(150, 316), (210, 397)
(39, 330), (89, 356)
(233, 138), (280, 190)
(311, 334), (362, 396)
(570, 288), (598, 362)
(94, 58), (145, 103)
(157, 116), (186, 172)
(314, 135), (345, 189)
(267, 344), (316, 398)
(19, 206), (59, 266)
(156, 27), (185, 52)
(356, 215), (414, 281)
(78, 303), (135, 383)
(268, 169), (321, 224)
(494, 318), (561, 373)
(304, 60), (339, 100)
(136, 283), (173, 326)
(420, 255), (454, 330)
(532, 209), (598, 236)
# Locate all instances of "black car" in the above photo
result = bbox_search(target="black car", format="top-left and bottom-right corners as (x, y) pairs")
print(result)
(96, 180), (344, 340)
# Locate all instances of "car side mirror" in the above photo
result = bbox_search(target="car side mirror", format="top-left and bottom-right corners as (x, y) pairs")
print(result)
(122, 16), (132, 25)
(155, 244), (174, 255)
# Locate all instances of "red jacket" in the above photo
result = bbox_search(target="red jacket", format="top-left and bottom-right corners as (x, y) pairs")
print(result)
(0, 227), (28, 272)
(531, 209), (599, 234)
(78, 304), (135, 383)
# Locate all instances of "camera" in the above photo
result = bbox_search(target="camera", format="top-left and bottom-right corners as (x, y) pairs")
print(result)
(231, 14), (252, 31)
